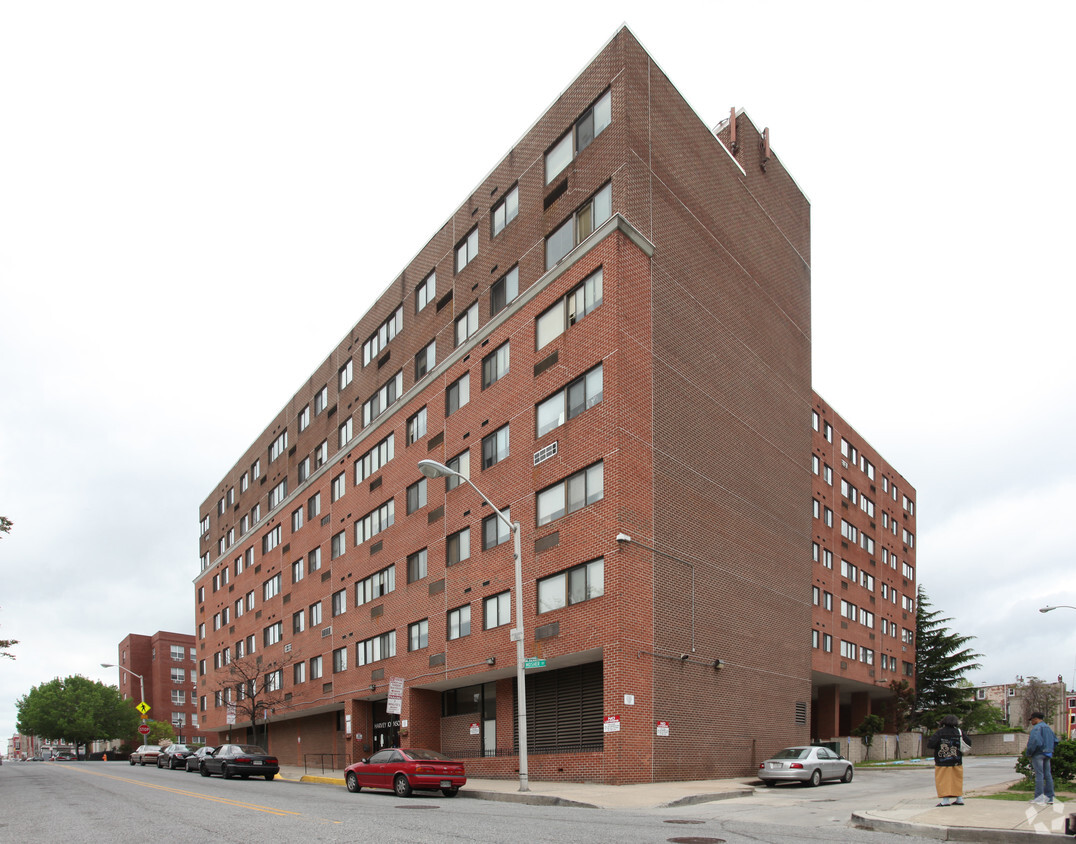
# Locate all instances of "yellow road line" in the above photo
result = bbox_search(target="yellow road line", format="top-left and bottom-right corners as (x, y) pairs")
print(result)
(60, 765), (302, 817)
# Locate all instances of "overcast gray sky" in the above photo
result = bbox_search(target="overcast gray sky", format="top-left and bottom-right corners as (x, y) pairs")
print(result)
(2, 1), (1074, 745)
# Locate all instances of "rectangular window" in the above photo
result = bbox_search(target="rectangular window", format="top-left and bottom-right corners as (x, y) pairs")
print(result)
(269, 479), (287, 509)
(545, 90), (611, 184)
(482, 509), (511, 550)
(840, 640), (857, 660)
(332, 647), (347, 673)
(407, 407), (428, 445)
(357, 631), (396, 666)
(446, 372), (470, 416)
(538, 558), (604, 613)
(482, 342), (510, 389)
(307, 546), (321, 573)
(310, 601), (322, 627)
(310, 655), (323, 680)
(455, 302), (478, 347)
(291, 506), (304, 533)
(355, 433), (395, 482)
(490, 266), (518, 317)
(246, 590), (255, 611)
(447, 605), (471, 640)
(363, 306), (404, 366)
(447, 527), (470, 565)
(356, 565), (396, 605)
(240, 472), (249, 493)
(262, 525), (282, 554)
(484, 591), (511, 629)
(292, 609), (305, 634)
(331, 530), (346, 560)
(491, 185), (518, 237)
(263, 621), (283, 647)
(408, 619), (428, 651)
(314, 440), (328, 469)
(536, 461), (604, 526)
(455, 227), (479, 273)
(298, 404), (310, 432)
(445, 450), (469, 490)
(263, 573), (282, 601)
(331, 472), (346, 503)
(481, 424), (509, 469)
(332, 588), (347, 617)
(407, 548), (427, 583)
(269, 432), (288, 463)
(339, 416), (353, 448)
(545, 184), (611, 270)
(355, 499), (395, 545)
(291, 559), (304, 584)
(406, 477), (427, 514)
(416, 272), (435, 313)
(536, 267), (603, 350)
(536, 363), (603, 437)
(251, 459), (261, 481)
(314, 385), (328, 415)
(339, 358), (354, 390)
(415, 339), (436, 380)
(362, 370), (403, 427)
(293, 661), (306, 685)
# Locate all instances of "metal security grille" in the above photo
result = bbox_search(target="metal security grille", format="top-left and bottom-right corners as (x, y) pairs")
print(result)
(515, 662), (603, 754)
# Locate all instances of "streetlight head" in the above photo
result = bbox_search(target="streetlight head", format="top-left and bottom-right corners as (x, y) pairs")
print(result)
(100, 663), (115, 668)
(1039, 606), (1055, 614)
(616, 533), (631, 543)
(418, 459), (453, 480)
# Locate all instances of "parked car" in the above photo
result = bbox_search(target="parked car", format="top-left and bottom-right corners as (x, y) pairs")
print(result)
(129, 745), (163, 766)
(199, 744), (278, 780)
(344, 748), (466, 797)
(157, 744), (194, 769)
(757, 745), (853, 787)
(185, 746), (215, 772)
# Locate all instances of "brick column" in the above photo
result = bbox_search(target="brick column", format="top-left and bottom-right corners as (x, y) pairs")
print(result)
(816, 685), (840, 740)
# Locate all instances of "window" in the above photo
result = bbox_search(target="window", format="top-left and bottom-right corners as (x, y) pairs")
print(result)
(293, 662), (306, 685)
(903, 562), (915, 579)
(482, 342), (510, 389)
(355, 499), (395, 545)
(356, 433), (395, 481)
(491, 185), (518, 236)
(240, 472), (249, 493)
(812, 586), (820, 606)
(263, 621), (283, 647)
(536, 267), (603, 349)
(482, 509), (511, 549)
(357, 631), (396, 666)
(246, 590), (255, 611)
(332, 589), (347, 617)
(308, 493), (322, 522)
(408, 619), (428, 651)
(200, 514), (209, 535)
(307, 546), (321, 573)
(171, 689), (185, 705)
(310, 655), (323, 680)
(823, 634), (833, 652)
(840, 640), (857, 660)
(331, 472), (346, 502)
(903, 495), (915, 515)
(416, 272), (435, 313)
(859, 609), (875, 628)
(251, 459), (261, 481)
(447, 527), (470, 565)
(298, 404), (310, 432)
(840, 600), (857, 621)
(484, 591), (511, 629)
(455, 227), (479, 273)
(314, 440), (328, 469)
(292, 609), (305, 634)
(455, 302), (478, 347)
(291, 506), (304, 533)
(269, 431), (288, 463)
(269, 479), (287, 509)
(356, 565), (396, 605)
(331, 530), (346, 559)
(362, 370), (403, 427)
(545, 184), (611, 269)
(536, 364), (602, 437)
(490, 266), (518, 317)
(415, 340), (436, 379)
(840, 519), (857, 542)
(538, 558), (604, 613)
(447, 605), (471, 640)
(339, 416), (353, 448)
(234, 597), (244, 619)
(262, 525), (282, 554)
(314, 385), (328, 415)
(406, 478), (427, 514)
(339, 358), (353, 390)
(310, 601), (322, 627)
(445, 450), (469, 490)
(407, 548), (427, 583)
(405, 407), (427, 445)
(332, 647), (347, 673)
(903, 529), (915, 548)
(446, 373), (470, 416)
(545, 90), (611, 184)
(536, 462), (604, 526)
(263, 573), (282, 601)
(860, 572), (875, 591)
(363, 306), (404, 366)
(291, 559), (304, 584)
(481, 424), (509, 469)
(840, 559), (857, 581)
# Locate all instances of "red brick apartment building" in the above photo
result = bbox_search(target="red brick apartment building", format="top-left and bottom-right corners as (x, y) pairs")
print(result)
(195, 28), (910, 782)
(810, 398), (917, 740)
(114, 632), (205, 745)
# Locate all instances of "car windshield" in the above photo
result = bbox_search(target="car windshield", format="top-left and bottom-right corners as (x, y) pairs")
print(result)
(236, 745), (268, 755)
(404, 748), (451, 761)
(771, 748), (810, 760)
(168, 745), (190, 752)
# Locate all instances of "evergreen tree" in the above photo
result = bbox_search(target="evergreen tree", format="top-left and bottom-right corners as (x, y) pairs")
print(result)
(914, 585), (982, 727)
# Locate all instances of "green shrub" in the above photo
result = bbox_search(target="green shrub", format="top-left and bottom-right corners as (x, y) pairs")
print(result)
(1015, 738), (1076, 783)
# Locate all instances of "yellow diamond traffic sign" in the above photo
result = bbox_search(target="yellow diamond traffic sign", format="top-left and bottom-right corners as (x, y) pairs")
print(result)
(136, 701), (150, 715)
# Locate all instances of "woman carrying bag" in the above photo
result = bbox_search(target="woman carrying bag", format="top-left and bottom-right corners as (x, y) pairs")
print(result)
(926, 714), (971, 806)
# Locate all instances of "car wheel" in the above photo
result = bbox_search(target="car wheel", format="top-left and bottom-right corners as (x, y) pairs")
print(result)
(264, 773), (274, 781)
(441, 787), (459, 797)
(346, 772), (361, 793)
(140, 758), (146, 766)
(129, 758), (135, 766)
(841, 766), (853, 783)
(222, 763), (233, 779)
(806, 768), (821, 787)
(240, 773), (249, 779)
(393, 774), (412, 797)
(200, 764), (210, 777)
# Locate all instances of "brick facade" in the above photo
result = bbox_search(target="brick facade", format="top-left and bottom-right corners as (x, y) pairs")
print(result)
(115, 631), (205, 744)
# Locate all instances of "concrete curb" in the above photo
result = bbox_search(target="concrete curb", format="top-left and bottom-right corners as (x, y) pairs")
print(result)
(660, 789), (754, 808)
(459, 789), (598, 809)
(851, 810), (1047, 842)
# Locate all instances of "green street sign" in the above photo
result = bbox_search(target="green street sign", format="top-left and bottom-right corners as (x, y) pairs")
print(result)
(523, 658), (547, 669)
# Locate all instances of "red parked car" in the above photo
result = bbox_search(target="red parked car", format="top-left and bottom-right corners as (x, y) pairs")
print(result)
(344, 748), (466, 797)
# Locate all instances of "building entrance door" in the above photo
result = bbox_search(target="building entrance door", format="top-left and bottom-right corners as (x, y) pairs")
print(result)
(371, 699), (400, 750)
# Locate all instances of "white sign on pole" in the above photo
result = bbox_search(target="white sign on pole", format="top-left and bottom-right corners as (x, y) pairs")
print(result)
(387, 676), (405, 715)
(226, 703), (236, 725)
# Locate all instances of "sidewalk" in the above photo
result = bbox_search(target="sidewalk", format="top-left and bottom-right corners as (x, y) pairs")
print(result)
(276, 765), (1075, 838)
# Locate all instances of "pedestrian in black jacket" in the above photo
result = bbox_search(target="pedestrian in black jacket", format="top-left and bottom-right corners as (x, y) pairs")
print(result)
(926, 714), (970, 806)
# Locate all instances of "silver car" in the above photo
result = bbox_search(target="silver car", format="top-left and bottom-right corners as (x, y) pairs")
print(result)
(758, 745), (853, 787)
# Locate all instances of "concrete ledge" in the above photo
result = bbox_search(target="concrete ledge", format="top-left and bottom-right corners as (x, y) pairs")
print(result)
(661, 788), (754, 808)
(459, 789), (597, 809)
(298, 775), (344, 786)
(851, 810), (1049, 842)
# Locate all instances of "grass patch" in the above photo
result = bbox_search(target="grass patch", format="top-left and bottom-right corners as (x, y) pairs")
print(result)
(980, 780), (1076, 802)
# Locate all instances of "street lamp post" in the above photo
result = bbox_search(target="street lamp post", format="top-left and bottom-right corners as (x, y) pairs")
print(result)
(418, 458), (529, 792)
(1039, 606), (1076, 614)
(101, 663), (145, 708)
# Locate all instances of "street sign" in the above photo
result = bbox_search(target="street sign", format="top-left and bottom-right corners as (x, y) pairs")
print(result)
(136, 701), (150, 715)
(523, 658), (546, 669)
(138, 724), (151, 735)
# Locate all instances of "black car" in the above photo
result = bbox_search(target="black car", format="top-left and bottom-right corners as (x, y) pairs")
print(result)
(200, 744), (279, 780)
(157, 744), (194, 769)
(185, 746), (215, 772)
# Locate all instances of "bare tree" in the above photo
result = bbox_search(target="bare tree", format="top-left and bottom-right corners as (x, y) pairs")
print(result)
(209, 652), (296, 748)
(1021, 676), (1061, 725)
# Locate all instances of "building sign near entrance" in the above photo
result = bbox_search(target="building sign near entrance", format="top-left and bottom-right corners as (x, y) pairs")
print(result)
(603, 715), (621, 732)
(656, 720), (670, 737)
(469, 723), (480, 735)
(387, 676), (405, 714)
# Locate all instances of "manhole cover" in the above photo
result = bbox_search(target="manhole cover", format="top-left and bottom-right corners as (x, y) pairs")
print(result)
(664, 820), (705, 824)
